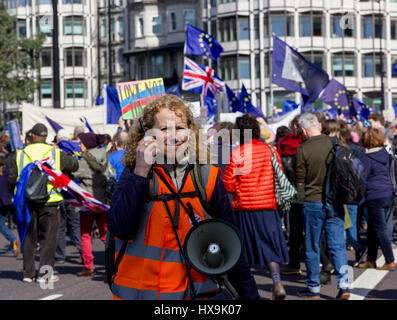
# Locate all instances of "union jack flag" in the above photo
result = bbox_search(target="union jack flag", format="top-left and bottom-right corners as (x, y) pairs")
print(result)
(182, 57), (224, 98)
(39, 157), (109, 213)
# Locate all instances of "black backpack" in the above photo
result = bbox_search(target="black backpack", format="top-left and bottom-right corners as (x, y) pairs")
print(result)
(22, 148), (54, 205)
(104, 164), (209, 292)
(326, 143), (367, 205)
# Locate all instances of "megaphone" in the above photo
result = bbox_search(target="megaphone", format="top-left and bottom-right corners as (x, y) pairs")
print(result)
(184, 218), (242, 299)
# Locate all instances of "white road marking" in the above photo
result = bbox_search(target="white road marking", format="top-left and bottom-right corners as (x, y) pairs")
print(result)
(39, 294), (63, 300)
(350, 248), (397, 300)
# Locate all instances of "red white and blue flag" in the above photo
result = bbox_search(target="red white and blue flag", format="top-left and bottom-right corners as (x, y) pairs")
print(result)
(39, 157), (109, 213)
(182, 57), (224, 98)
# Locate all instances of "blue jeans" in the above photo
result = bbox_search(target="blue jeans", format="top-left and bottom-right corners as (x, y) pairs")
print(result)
(344, 204), (361, 251)
(303, 200), (350, 293)
(0, 213), (17, 249)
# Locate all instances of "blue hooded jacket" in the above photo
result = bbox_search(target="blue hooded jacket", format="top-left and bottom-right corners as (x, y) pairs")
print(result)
(363, 147), (393, 201)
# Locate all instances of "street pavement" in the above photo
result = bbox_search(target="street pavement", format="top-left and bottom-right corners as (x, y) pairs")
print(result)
(0, 225), (397, 300)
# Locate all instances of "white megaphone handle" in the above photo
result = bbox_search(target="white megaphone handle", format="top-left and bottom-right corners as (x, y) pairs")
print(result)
(219, 275), (240, 300)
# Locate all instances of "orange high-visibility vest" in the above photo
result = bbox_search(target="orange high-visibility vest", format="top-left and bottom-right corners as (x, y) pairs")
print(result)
(112, 164), (221, 300)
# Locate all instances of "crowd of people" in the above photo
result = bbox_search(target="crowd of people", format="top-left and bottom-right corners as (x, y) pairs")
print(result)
(0, 94), (396, 301)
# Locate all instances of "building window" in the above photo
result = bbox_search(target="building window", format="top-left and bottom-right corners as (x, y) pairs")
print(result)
(363, 92), (381, 111)
(39, 0), (51, 4)
(111, 18), (115, 41)
(392, 20), (397, 39)
(65, 47), (85, 67)
(363, 54), (384, 77)
(38, 16), (52, 36)
(332, 54), (355, 77)
(254, 15), (259, 39)
(63, 0), (83, 4)
(64, 16), (85, 35)
(219, 17), (236, 42)
(41, 49), (52, 67)
(119, 17), (124, 38)
(137, 17), (144, 37)
(219, 56), (237, 80)
(239, 17), (249, 40)
(255, 55), (260, 79)
(17, 20), (27, 38)
(271, 14), (294, 37)
(65, 79), (86, 99)
(152, 16), (162, 35)
(300, 13), (323, 37)
(239, 56), (250, 79)
(151, 54), (163, 78)
(332, 15), (354, 38)
(362, 15), (384, 39)
(102, 19), (107, 39)
(184, 10), (195, 27)
(169, 12), (177, 32)
(41, 81), (52, 99)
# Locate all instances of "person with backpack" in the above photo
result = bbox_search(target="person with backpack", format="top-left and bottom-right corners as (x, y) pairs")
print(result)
(324, 123), (368, 266)
(223, 114), (289, 300)
(8, 123), (78, 283)
(358, 128), (395, 271)
(72, 132), (109, 277)
(295, 113), (351, 300)
(107, 95), (260, 300)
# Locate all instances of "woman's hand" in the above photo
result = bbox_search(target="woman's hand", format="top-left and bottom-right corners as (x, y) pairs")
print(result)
(134, 136), (160, 178)
(80, 143), (87, 153)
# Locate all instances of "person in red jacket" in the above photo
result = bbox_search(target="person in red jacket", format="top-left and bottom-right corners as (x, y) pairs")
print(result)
(223, 114), (289, 300)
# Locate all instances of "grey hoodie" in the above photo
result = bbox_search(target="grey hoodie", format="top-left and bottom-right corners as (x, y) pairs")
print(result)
(73, 147), (109, 204)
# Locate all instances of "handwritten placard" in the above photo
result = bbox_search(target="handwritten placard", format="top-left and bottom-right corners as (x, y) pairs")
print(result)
(117, 78), (165, 119)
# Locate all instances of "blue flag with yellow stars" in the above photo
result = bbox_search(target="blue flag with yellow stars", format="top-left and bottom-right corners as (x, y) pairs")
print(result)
(225, 84), (241, 113)
(272, 35), (329, 110)
(203, 96), (217, 126)
(319, 78), (352, 119)
(184, 24), (224, 63)
(324, 108), (338, 120)
(353, 99), (373, 121)
(240, 84), (265, 119)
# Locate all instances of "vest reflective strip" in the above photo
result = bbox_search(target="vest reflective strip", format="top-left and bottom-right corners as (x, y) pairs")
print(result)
(113, 168), (219, 300)
(115, 239), (181, 263)
(112, 278), (218, 300)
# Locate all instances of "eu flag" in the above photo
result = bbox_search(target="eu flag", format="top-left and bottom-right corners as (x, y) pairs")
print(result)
(319, 78), (353, 119)
(166, 84), (180, 97)
(240, 84), (265, 119)
(45, 116), (63, 133)
(185, 24), (224, 63)
(225, 85), (241, 113)
(283, 100), (299, 113)
(203, 96), (217, 126)
(353, 99), (373, 121)
(272, 35), (329, 110)
(324, 108), (338, 120)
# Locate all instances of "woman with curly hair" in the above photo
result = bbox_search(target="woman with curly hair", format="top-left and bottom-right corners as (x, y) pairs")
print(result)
(107, 94), (259, 300)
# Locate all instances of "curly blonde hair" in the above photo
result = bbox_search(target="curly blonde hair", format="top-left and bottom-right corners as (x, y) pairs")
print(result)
(124, 94), (209, 169)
